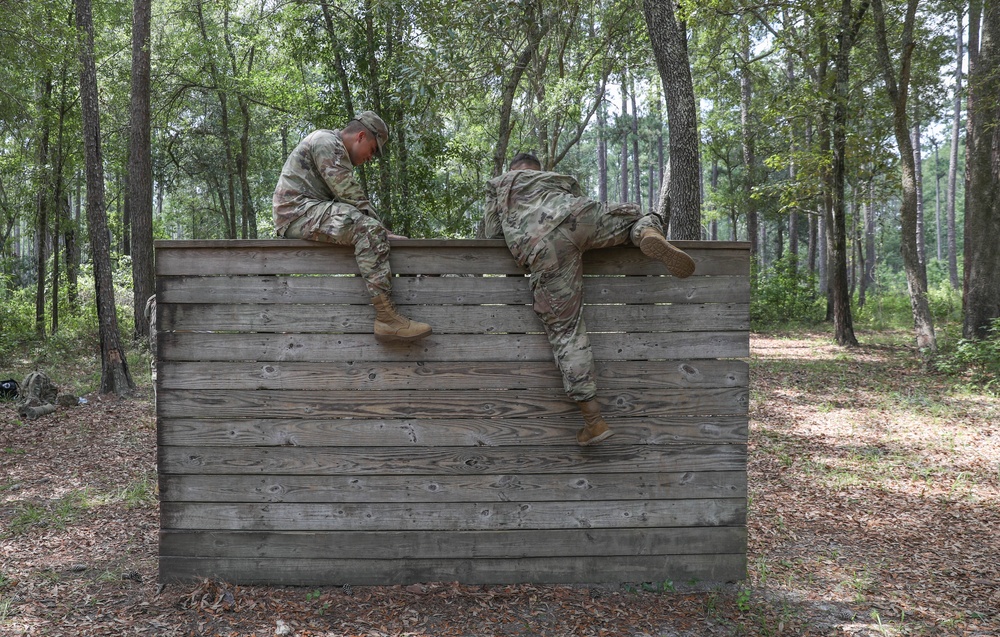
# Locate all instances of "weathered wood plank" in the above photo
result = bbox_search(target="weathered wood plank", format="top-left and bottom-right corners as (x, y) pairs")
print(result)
(158, 331), (751, 362)
(155, 388), (749, 420)
(158, 415), (748, 447)
(157, 444), (747, 475)
(160, 498), (746, 531)
(159, 527), (747, 559)
(155, 240), (750, 277)
(156, 273), (751, 305)
(158, 553), (747, 585)
(158, 471), (747, 503)
(159, 302), (750, 334)
(157, 359), (749, 391)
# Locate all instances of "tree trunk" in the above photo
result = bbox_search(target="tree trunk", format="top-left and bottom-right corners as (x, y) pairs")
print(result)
(912, 117), (925, 266)
(643, 0), (701, 239)
(710, 158), (719, 240)
(597, 100), (608, 203)
(963, 0), (1000, 339)
(195, 0), (237, 238)
(865, 180), (877, 291)
(129, 0), (154, 339)
(947, 11), (964, 289)
(492, 0), (548, 177)
(34, 73), (53, 338)
(827, 0), (865, 346)
(620, 84), (629, 202)
(630, 80), (641, 207)
(739, 23), (759, 273)
(932, 139), (942, 261)
(76, 0), (135, 395)
(872, 0), (935, 354)
(67, 174), (81, 310)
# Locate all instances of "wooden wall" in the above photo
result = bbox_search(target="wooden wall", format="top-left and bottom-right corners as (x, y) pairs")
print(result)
(155, 239), (750, 586)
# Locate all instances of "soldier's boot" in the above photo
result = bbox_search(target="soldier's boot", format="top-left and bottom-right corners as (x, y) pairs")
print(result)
(639, 228), (696, 279)
(372, 294), (432, 341)
(577, 399), (615, 446)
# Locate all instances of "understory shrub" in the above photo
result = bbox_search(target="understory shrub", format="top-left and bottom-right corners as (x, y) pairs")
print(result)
(935, 318), (1000, 394)
(750, 256), (824, 329)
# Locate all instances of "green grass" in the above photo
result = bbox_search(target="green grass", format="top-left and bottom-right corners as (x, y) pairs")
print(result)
(4, 490), (94, 537)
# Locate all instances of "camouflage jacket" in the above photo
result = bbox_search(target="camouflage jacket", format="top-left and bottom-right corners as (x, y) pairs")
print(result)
(483, 169), (590, 266)
(272, 129), (379, 234)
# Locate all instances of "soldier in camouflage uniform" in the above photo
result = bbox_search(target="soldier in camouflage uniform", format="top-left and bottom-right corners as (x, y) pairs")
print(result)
(483, 152), (695, 445)
(273, 111), (431, 340)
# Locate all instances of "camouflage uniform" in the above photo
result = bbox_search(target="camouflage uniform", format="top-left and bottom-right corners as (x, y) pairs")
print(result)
(483, 169), (663, 402)
(273, 129), (391, 297)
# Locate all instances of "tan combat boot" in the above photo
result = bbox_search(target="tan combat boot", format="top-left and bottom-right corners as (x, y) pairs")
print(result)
(639, 228), (696, 279)
(371, 294), (432, 341)
(577, 399), (615, 446)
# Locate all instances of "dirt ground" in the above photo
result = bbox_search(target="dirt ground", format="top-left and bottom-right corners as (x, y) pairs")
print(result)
(1, 331), (998, 636)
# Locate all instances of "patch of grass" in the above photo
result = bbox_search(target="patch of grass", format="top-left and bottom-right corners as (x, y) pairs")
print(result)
(115, 473), (157, 509)
(4, 490), (93, 537)
(0, 596), (13, 621)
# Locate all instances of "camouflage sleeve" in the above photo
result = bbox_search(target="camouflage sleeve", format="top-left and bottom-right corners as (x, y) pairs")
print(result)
(482, 179), (503, 239)
(312, 133), (381, 222)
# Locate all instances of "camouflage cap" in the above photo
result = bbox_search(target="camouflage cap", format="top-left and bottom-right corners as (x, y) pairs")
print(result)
(353, 111), (389, 157)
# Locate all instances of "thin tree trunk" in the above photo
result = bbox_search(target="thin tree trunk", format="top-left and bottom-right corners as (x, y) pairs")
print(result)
(963, 0), (1000, 339)
(947, 11), (964, 289)
(620, 83), (629, 202)
(710, 158), (719, 240)
(34, 73), (53, 338)
(597, 100), (608, 203)
(739, 22), (759, 274)
(932, 139), (942, 261)
(630, 79), (641, 207)
(872, 0), (936, 354)
(492, 0), (548, 177)
(129, 0), (154, 339)
(865, 179), (877, 291)
(643, 0), (700, 239)
(76, 0), (135, 395)
(827, 0), (866, 346)
(67, 174), (80, 310)
(912, 116), (925, 266)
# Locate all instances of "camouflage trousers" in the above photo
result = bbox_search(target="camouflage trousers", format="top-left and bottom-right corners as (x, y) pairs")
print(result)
(525, 201), (662, 402)
(282, 202), (392, 297)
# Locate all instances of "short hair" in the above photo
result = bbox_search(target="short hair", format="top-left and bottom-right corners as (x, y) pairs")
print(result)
(509, 152), (541, 171)
(342, 119), (367, 135)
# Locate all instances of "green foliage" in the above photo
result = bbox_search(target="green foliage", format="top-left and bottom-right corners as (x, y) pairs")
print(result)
(750, 256), (824, 329)
(935, 318), (1000, 395)
(855, 264), (963, 331)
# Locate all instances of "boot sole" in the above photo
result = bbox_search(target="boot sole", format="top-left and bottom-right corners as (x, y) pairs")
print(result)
(577, 429), (615, 446)
(374, 328), (433, 341)
(640, 235), (696, 278)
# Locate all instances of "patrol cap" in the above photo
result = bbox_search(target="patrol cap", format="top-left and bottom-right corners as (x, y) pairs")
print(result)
(353, 111), (389, 157)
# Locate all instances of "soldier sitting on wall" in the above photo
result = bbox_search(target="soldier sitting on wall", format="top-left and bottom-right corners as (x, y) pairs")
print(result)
(272, 111), (432, 341)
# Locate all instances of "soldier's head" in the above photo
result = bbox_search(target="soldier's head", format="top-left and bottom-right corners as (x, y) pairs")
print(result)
(342, 111), (389, 166)
(509, 152), (541, 172)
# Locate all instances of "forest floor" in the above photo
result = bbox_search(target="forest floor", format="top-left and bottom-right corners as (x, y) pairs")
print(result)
(1, 329), (998, 636)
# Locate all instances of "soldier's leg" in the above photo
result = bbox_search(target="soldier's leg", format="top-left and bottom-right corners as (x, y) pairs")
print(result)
(285, 203), (431, 340)
(285, 203), (393, 296)
(527, 234), (596, 402)
(559, 201), (646, 251)
(528, 235), (614, 445)
(565, 201), (694, 278)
